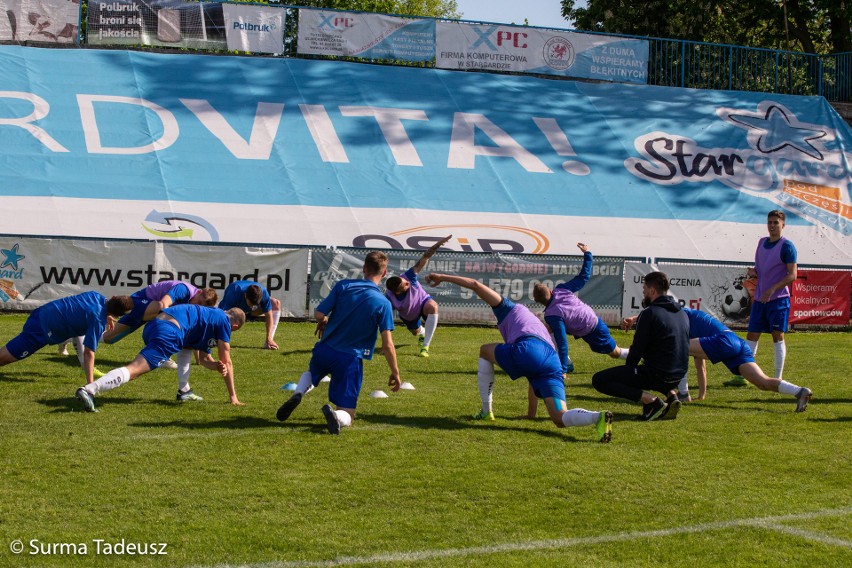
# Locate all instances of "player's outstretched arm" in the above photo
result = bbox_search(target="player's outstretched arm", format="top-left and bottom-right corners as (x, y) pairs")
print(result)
(314, 310), (328, 339)
(380, 329), (402, 392)
(217, 340), (243, 406)
(264, 311), (279, 350)
(425, 273), (502, 307)
(83, 347), (96, 384)
(694, 357), (707, 400)
(412, 235), (452, 274)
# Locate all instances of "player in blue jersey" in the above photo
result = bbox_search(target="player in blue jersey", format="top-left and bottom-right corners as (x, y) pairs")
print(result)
(385, 235), (451, 357)
(218, 281), (281, 350)
(0, 292), (133, 384)
(75, 305), (246, 412)
(732, 210), (797, 385)
(425, 272), (613, 443)
(683, 308), (811, 411)
(276, 252), (401, 435)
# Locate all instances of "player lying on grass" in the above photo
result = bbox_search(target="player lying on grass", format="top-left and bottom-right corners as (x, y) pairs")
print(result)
(385, 235), (451, 358)
(75, 305), (245, 412)
(0, 292), (133, 385)
(276, 251), (400, 435)
(425, 272), (612, 443)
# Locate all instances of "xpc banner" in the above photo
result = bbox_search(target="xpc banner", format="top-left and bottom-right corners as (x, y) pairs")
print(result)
(436, 21), (648, 83)
(297, 8), (434, 62)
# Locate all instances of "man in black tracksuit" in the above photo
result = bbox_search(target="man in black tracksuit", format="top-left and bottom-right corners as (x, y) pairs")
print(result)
(592, 271), (689, 421)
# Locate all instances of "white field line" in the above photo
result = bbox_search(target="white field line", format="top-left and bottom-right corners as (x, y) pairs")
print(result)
(186, 507), (852, 568)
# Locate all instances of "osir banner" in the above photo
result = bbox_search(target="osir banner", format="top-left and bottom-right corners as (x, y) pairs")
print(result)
(310, 249), (625, 324)
(0, 237), (309, 317)
(223, 3), (283, 55)
(436, 21), (648, 83)
(297, 9), (434, 62)
(0, 0), (78, 43)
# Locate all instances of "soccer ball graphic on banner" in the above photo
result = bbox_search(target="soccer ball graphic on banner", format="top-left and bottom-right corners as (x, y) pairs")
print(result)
(722, 284), (751, 319)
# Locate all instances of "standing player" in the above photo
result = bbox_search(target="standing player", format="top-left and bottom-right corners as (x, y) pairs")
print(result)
(0, 292), (133, 384)
(593, 272), (689, 421)
(276, 252), (400, 435)
(729, 210), (797, 385)
(75, 304), (245, 412)
(683, 308), (811, 411)
(385, 235), (451, 357)
(425, 272), (613, 443)
(218, 281), (281, 350)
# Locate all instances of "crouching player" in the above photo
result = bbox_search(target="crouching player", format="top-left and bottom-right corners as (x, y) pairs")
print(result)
(385, 235), (451, 357)
(684, 308), (811, 412)
(75, 305), (245, 412)
(426, 272), (612, 443)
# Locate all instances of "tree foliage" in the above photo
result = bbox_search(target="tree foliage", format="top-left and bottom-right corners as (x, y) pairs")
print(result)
(287, 0), (460, 20)
(560, 0), (850, 54)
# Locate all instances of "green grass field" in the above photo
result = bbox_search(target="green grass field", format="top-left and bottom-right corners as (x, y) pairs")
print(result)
(0, 314), (849, 567)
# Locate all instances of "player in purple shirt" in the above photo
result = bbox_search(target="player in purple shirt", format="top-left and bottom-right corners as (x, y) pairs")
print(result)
(75, 305), (246, 412)
(0, 292), (133, 384)
(385, 235), (451, 357)
(738, 210), (798, 383)
(276, 252), (401, 435)
(426, 272), (613, 443)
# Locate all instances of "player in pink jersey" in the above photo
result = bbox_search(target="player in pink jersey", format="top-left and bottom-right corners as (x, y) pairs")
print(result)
(426, 272), (613, 443)
(385, 235), (451, 357)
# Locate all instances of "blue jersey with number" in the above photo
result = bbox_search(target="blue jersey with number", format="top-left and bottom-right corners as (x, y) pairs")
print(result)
(162, 304), (232, 353)
(38, 291), (108, 351)
(316, 279), (394, 360)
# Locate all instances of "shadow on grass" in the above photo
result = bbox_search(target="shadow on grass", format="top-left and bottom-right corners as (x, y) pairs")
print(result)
(130, 415), (281, 430)
(808, 416), (852, 423)
(357, 413), (575, 440)
(37, 395), (184, 413)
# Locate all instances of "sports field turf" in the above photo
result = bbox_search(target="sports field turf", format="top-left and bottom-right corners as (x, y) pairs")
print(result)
(0, 315), (849, 567)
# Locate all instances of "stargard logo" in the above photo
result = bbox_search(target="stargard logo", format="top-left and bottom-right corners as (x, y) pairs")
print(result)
(0, 242), (25, 301)
(353, 225), (550, 254)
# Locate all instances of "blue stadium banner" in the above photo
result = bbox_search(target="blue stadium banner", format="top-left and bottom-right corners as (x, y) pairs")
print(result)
(0, 45), (850, 265)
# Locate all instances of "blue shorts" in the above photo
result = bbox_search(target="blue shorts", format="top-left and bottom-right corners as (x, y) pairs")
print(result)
(495, 336), (565, 400)
(139, 318), (183, 370)
(699, 332), (755, 374)
(581, 318), (617, 354)
(4, 307), (50, 360)
(117, 294), (152, 330)
(747, 297), (790, 334)
(309, 342), (363, 409)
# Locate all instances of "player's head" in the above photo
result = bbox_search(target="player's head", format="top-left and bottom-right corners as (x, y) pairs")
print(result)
(363, 251), (388, 278)
(532, 283), (553, 306)
(244, 284), (263, 311)
(386, 275), (409, 294)
(767, 210), (786, 237)
(106, 295), (134, 318)
(191, 288), (218, 307)
(226, 308), (246, 330)
(642, 271), (669, 303)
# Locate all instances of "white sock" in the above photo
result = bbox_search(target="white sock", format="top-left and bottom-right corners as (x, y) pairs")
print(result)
(423, 314), (439, 347)
(773, 341), (786, 378)
(778, 380), (801, 396)
(561, 408), (600, 427)
(86, 367), (130, 395)
(415, 326), (425, 337)
(334, 409), (353, 428)
(270, 310), (281, 337)
(678, 373), (689, 395)
(745, 339), (758, 356)
(73, 336), (85, 365)
(619, 348), (629, 359)
(295, 371), (314, 396)
(177, 350), (193, 392)
(477, 358), (495, 413)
